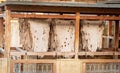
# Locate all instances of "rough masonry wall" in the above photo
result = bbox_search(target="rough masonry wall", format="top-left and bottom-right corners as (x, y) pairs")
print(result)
(51, 19), (75, 52)
(81, 20), (104, 52)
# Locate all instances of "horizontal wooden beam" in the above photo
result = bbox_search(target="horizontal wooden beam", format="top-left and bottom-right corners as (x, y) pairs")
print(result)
(78, 52), (116, 56)
(10, 52), (26, 56)
(10, 51), (120, 56)
(27, 52), (56, 56)
(81, 16), (120, 20)
(8, 5), (120, 15)
(11, 59), (120, 64)
(11, 13), (75, 19)
(11, 59), (56, 63)
(57, 52), (75, 56)
(81, 59), (120, 63)
(11, 13), (120, 20)
(10, 52), (56, 56)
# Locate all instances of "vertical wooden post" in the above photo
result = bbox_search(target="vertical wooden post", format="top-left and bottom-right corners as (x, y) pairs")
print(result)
(4, 6), (11, 58)
(114, 20), (119, 59)
(82, 63), (86, 73)
(75, 12), (80, 59)
(0, 18), (4, 48)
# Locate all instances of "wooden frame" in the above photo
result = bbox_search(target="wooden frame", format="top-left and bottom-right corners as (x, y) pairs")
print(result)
(81, 59), (120, 73)
(0, 0), (119, 62)
(10, 59), (56, 73)
(11, 13), (120, 20)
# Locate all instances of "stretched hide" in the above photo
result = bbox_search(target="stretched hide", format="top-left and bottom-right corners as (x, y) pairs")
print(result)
(19, 19), (33, 51)
(81, 20), (104, 52)
(29, 19), (50, 52)
(51, 19), (75, 52)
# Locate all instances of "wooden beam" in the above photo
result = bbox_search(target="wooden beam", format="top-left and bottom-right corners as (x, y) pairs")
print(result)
(0, 18), (4, 48)
(11, 13), (75, 19)
(114, 20), (119, 59)
(80, 16), (120, 20)
(75, 12), (80, 59)
(115, 20), (119, 50)
(27, 52), (56, 56)
(11, 59), (56, 63)
(11, 13), (120, 20)
(8, 5), (120, 15)
(4, 7), (11, 58)
(81, 59), (120, 63)
(109, 21), (112, 36)
(10, 52), (26, 56)
(82, 63), (86, 73)
(78, 51), (115, 56)
(57, 52), (75, 56)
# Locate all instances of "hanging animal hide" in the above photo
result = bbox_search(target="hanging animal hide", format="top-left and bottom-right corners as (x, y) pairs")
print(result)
(50, 19), (75, 52)
(29, 19), (50, 52)
(19, 19), (50, 52)
(81, 20), (105, 52)
(19, 19), (33, 51)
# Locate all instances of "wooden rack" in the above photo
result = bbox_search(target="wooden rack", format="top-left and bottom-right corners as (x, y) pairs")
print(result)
(0, 1), (118, 59)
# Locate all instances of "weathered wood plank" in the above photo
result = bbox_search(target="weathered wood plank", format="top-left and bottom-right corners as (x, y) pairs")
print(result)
(0, 58), (8, 73)
(114, 20), (119, 59)
(11, 13), (120, 20)
(75, 12), (80, 59)
(4, 7), (11, 58)
(0, 18), (4, 48)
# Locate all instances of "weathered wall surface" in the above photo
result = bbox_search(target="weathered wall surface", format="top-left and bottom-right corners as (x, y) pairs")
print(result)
(81, 20), (104, 52)
(51, 19), (75, 52)
(11, 19), (21, 47)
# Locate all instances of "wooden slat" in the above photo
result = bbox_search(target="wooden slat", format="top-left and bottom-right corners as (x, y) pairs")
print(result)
(10, 52), (26, 56)
(81, 59), (120, 63)
(11, 13), (75, 19)
(11, 13), (120, 20)
(109, 21), (112, 36)
(11, 59), (56, 63)
(82, 63), (86, 73)
(114, 20), (119, 59)
(8, 5), (120, 15)
(0, 18), (4, 48)
(27, 52), (56, 56)
(57, 52), (75, 56)
(75, 12), (80, 59)
(78, 52), (115, 56)
(80, 16), (120, 20)
(0, 58), (8, 73)
(11, 51), (120, 56)
(115, 20), (119, 50)
(4, 7), (11, 58)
